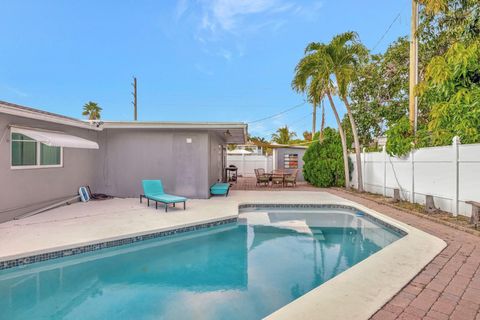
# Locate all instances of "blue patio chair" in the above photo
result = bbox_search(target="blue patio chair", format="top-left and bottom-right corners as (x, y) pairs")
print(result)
(140, 180), (187, 212)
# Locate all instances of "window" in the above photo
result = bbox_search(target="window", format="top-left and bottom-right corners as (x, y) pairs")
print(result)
(11, 132), (62, 168)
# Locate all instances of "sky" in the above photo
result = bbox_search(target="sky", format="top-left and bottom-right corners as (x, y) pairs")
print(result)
(0, 0), (411, 139)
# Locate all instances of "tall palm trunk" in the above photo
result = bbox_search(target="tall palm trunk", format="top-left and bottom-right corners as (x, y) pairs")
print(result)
(343, 98), (363, 192)
(312, 103), (316, 139)
(320, 101), (325, 141)
(327, 92), (350, 189)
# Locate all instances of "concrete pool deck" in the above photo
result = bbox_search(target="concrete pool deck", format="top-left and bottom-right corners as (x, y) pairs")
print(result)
(0, 190), (447, 319)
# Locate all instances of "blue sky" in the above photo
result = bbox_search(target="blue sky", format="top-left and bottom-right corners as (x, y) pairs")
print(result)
(0, 0), (410, 138)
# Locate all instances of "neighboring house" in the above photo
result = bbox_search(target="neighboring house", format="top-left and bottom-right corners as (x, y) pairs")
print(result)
(231, 142), (263, 155)
(0, 101), (247, 222)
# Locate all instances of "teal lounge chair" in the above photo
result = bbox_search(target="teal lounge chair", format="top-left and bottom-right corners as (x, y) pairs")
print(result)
(140, 180), (187, 212)
(210, 183), (230, 197)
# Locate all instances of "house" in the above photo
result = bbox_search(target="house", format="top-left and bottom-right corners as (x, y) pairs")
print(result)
(229, 141), (264, 155)
(0, 101), (247, 223)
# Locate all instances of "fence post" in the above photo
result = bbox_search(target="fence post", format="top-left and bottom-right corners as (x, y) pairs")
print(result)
(410, 149), (415, 203)
(362, 147), (366, 192)
(241, 153), (245, 177)
(264, 155), (268, 172)
(383, 145), (387, 197)
(452, 136), (460, 216)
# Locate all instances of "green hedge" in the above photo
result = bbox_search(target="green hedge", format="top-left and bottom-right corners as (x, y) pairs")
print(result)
(303, 128), (352, 187)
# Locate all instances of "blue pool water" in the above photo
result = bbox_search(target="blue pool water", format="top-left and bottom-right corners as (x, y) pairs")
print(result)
(0, 208), (403, 320)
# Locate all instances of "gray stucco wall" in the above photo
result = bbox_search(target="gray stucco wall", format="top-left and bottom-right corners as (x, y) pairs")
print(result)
(0, 114), (99, 223)
(94, 129), (214, 199)
(0, 116), (230, 223)
(274, 147), (307, 182)
(208, 132), (224, 188)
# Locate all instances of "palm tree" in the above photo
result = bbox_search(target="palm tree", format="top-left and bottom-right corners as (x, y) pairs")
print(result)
(271, 126), (297, 145)
(320, 100), (325, 141)
(327, 32), (368, 192)
(292, 42), (351, 189)
(82, 101), (102, 120)
(303, 131), (312, 141)
(293, 57), (321, 138)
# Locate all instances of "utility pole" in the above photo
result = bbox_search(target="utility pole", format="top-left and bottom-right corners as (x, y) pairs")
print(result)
(132, 77), (137, 121)
(409, 0), (419, 133)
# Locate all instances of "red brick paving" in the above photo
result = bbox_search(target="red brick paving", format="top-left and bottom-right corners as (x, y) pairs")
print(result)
(231, 176), (322, 191)
(325, 189), (480, 320)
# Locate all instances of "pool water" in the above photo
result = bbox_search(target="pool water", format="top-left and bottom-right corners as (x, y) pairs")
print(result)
(0, 208), (403, 320)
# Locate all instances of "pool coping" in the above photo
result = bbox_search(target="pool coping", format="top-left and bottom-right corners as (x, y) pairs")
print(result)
(0, 197), (446, 320)
(264, 201), (447, 320)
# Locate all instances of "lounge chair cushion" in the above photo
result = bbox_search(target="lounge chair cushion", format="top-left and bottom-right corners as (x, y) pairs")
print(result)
(210, 183), (230, 195)
(147, 193), (187, 203)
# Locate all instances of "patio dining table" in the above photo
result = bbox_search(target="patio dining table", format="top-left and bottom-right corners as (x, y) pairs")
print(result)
(265, 170), (293, 186)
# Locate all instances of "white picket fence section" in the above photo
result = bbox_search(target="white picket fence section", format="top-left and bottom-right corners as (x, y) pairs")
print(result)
(227, 155), (273, 177)
(350, 138), (480, 217)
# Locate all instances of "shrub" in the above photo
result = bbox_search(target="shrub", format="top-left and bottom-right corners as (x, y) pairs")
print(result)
(303, 128), (350, 187)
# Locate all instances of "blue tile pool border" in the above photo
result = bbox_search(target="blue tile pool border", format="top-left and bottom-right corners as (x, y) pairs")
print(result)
(0, 217), (237, 271)
(238, 203), (408, 237)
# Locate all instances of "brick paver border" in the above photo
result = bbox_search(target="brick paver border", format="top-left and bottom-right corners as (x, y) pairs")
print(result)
(326, 189), (480, 320)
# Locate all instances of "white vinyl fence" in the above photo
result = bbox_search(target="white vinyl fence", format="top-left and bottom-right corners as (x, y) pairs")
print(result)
(227, 155), (273, 177)
(350, 138), (480, 217)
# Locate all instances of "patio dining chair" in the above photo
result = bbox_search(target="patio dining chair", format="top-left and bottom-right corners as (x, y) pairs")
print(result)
(284, 169), (298, 187)
(271, 170), (284, 187)
(255, 168), (270, 187)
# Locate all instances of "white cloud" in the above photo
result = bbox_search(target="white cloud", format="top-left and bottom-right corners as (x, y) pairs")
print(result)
(205, 0), (279, 31)
(173, 0), (323, 61)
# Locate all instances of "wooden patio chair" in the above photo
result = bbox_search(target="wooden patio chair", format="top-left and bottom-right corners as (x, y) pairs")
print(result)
(255, 168), (270, 187)
(271, 170), (284, 187)
(284, 169), (298, 187)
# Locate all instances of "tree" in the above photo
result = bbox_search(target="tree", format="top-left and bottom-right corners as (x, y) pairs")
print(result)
(292, 42), (351, 189)
(303, 128), (351, 187)
(418, 41), (480, 145)
(383, 1), (480, 155)
(292, 65), (320, 138)
(319, 100), (325, 141)
(349, 37), (410, 146)
(82, 101), (102, 120)
(303, 131), (312, 141)
(249, 135), (272, 155)
(324, 31), (368, 191)
(271, 126), (297, 144)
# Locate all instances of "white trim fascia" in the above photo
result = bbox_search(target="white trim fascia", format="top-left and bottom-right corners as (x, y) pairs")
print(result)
(0, 104), (101, 131)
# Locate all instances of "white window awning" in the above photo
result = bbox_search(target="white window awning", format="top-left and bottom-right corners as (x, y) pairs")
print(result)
(12, 127), (99, 149)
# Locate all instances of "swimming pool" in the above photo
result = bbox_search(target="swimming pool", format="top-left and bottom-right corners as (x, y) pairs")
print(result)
(0, 206), (403, 320)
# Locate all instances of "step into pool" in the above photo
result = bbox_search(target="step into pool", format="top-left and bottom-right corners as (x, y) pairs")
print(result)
(0, 206), (404, 320)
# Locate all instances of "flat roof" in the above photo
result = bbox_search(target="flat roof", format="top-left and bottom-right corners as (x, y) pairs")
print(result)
(0, 101), (248, 143)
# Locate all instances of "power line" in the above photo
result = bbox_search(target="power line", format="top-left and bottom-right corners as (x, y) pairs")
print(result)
(251, 111), (313, 136)
(371, 13), (402, 52)
(247, 100), (307, 124)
